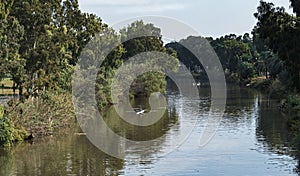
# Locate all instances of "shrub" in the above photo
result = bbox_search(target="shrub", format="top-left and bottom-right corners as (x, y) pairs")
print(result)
(0, 105), (27, 146)
(286, 96), (300, 112)
(5, 90), (75, 136)
(0, 105), (14, 146)
(285, 95), (300, 132)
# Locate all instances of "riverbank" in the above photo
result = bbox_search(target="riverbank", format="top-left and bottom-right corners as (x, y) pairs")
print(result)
(1, 74), (299, 147)
(242, 76), (300, 132)
(247, 77), (287, 98)
(0, 90), (75, 147)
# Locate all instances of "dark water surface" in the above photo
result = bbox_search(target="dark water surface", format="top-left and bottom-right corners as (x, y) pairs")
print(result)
(0, 86), (299, 176)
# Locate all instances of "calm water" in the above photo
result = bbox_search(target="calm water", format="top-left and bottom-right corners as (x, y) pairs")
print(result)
(0, 85), (299, 176)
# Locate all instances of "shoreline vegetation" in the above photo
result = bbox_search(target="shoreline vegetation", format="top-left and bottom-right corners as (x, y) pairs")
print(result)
(0, 90), (75, 146)
(1, 0), (300, 147)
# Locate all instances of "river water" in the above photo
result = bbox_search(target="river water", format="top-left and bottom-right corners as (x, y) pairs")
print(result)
(0, 85), (299, 176)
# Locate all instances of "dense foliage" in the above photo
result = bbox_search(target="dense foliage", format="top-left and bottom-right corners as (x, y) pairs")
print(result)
(5, 90), (75, 136)
(254, 0), (300, 90)
(0, 0), (106, 146)
(0, 105), (27, 146)
(167, 34), (257, 82)
(95, 21), (178, 109)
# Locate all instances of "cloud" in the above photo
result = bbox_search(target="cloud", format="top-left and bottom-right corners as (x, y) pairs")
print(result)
(117, 3), (186, 13)
(79, 0), (188, 13)
(81, 0), (151, 6)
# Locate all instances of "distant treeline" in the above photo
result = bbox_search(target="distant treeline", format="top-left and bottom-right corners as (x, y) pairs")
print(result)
(167, 0), (300, 91)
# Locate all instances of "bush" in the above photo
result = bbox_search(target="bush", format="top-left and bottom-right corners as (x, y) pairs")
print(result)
(239, 61), (256, 79)
(5, 90), (75, 136)
(285, 95), (300, 132)
(0, 105), (27, 147)
(285, 96), (300, 112)
(0, 105), (14, 146)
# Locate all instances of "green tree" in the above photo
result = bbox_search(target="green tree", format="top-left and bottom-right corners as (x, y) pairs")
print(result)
(210, 34), (256, 80)
(95, 28), (125, 108)
(166, 41), (202, 72)
(0, 0), (25, 95)
(120, 20), (178, 97)
(59, 0), (104, 65)
(10, 0), (104, 94)
(254, 0), (300, 90)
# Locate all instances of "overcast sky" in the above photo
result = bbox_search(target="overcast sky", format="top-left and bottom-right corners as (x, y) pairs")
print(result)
(78, 0), (293, 38)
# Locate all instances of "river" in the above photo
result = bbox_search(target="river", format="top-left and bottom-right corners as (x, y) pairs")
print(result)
(0, 85), (299, 176)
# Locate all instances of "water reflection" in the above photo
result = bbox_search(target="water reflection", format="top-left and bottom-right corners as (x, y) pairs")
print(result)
(256, 94), (299, 174)
(0, 133), (124, 176)
(103, 99), (180, 162)
(223, 86), (298, 174)
(0, 97), (179, 176)
(103, 97), (178, 141)
(1, 86), (300, 175)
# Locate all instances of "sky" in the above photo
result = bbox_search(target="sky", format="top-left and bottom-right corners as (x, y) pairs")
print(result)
(78, 0), (293, 39)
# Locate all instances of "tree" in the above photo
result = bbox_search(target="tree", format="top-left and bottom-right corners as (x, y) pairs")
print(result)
(59, 0), (104, 65)
(166, 41), (202, 72)
(210, 34), (255, 80)
(0, 1), (25, 95)
(10, 0), (104, 95)
(120, 20), (178, 97)
(254, 0), (300, 90)
(94, 28), (125, 108)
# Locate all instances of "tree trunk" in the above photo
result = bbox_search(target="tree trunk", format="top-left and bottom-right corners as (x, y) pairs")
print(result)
(295, 70), (300, 91)
(13, 82), (16, 95)
(18, 84), (23, 99)
(291, 66), (300, 91)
